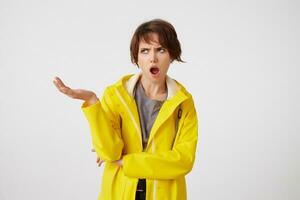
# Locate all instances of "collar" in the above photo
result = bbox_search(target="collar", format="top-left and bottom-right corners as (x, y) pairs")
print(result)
(124, 72), (180, 100)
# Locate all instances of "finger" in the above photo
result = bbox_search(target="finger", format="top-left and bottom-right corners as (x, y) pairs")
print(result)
(53, 78), (74, 95)
(62, 87), (74, 96)
(53, 78), (64, 89)
(53, 79), (62, 90)
(53, 79), (69, 93)
(53, 77), (67, 88)
(98, 160), (104, 167)
(58, 86), (76, 98)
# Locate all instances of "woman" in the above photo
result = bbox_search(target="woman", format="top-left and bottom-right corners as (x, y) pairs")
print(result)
(53, 19), (198, 200)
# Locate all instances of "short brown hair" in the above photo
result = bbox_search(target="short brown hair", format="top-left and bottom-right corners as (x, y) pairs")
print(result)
(130, 19), (184, 65)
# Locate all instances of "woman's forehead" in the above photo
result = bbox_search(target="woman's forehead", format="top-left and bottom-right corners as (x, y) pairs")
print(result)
(139, 40), (161, 48)
(139, 33), (161, 47)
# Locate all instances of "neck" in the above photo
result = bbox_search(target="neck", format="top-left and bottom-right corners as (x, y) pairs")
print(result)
(140, 75), (167, 100)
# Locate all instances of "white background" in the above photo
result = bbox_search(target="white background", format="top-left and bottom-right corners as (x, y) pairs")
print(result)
(0, 0), (299, 199)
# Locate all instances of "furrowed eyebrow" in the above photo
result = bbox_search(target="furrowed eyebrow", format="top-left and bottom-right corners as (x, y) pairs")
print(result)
(140, 47), (164, 50)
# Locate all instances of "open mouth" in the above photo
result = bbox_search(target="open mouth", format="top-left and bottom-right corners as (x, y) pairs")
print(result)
(150, 66), (160, 75)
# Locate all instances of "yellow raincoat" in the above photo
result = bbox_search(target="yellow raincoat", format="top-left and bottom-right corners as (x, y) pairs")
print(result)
(81, 73), (198, 200)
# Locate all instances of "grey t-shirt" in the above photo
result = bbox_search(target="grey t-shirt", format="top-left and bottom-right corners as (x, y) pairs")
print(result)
(134, 79), (167, 150)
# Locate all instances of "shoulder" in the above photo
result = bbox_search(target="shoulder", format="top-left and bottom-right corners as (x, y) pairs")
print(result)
(102, 74), (133, 92)
(100, 74), (136, 104)
(171, 78), (197, 113)
(172, 77), (194, 99)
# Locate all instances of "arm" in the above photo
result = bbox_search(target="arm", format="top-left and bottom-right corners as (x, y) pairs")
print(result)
(122, 97), (198, 180)
(81, 87), (124, 162)
(52, 77), (123, 162)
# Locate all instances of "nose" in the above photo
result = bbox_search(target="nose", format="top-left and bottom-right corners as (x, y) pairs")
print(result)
(150, 50), (158, 63)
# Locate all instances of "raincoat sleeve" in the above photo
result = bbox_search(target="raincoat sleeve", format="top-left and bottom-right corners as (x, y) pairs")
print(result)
(81, 86), (124, 162)
(122, 97), (198, 180)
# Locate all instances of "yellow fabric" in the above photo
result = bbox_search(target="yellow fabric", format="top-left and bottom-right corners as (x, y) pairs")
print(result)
(81, 74), (198, 200)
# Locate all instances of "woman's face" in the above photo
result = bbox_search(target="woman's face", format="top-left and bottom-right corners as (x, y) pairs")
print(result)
(137, 33), (172, 83)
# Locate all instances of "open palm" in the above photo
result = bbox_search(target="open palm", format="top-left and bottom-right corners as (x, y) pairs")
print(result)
(53, 76), (98, 103)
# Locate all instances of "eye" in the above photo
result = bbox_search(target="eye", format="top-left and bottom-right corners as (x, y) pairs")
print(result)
(140, 49), (149, 54)
(158, 48), (166, 53)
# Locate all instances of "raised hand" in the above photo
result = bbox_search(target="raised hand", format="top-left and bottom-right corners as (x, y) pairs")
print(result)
(53, 76), (99, 105)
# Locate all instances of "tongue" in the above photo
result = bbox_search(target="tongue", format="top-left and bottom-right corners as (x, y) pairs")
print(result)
(150, 67), (159, 74)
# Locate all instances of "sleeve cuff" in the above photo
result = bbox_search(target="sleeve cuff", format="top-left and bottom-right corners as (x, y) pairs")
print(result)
(122, 155), (130, 176)
(81, 100), (102, 120)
